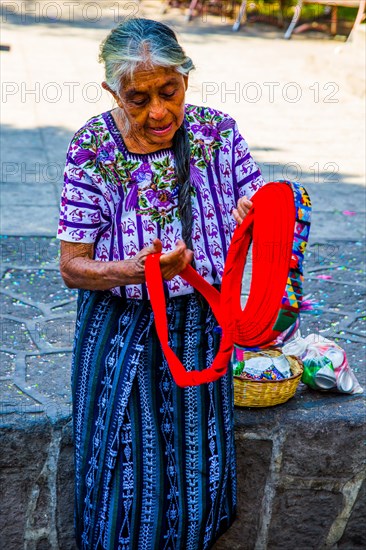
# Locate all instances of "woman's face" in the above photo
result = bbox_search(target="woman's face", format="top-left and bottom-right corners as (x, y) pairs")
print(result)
(106, 65), (188, 153)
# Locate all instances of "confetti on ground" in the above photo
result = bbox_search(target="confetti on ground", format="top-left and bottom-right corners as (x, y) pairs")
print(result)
(316, 274), (333, 280)
(1, 237), (364, 420)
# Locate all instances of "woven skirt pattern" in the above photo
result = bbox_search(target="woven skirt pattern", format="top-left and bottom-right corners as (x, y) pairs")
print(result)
(72, 289), (237, 550)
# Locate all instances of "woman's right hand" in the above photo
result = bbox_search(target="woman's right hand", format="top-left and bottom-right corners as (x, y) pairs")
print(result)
(136, 238), (194, 281)
(59, 238), (194, 291)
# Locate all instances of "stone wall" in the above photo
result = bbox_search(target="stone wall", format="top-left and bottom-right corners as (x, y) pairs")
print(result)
(1, 395), (365, 550)
(217, 414), (366, 550)
(0, 420), (74, 550)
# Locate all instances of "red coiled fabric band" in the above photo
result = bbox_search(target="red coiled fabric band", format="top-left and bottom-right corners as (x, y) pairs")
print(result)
(145, 182), (296, 387)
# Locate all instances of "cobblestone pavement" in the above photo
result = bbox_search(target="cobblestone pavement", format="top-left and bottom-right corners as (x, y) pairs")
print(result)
(0, 237), (75, 421)
(0, 235), (365, 425)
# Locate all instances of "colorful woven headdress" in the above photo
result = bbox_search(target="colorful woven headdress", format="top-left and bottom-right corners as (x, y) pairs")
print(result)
(145, 180), (311, 387)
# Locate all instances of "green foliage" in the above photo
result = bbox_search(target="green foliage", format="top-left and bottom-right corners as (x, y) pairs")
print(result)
(236, 0), (363, 23)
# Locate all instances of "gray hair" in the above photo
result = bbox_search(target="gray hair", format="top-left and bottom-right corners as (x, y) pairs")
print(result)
(99, 19), (199, 287)
(99, 18), (195, 95)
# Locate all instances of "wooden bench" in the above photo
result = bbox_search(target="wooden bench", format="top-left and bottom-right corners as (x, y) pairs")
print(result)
(232, 0), (287, 31)
(284, 0), (366, 40)
(185, 0), (237, 22)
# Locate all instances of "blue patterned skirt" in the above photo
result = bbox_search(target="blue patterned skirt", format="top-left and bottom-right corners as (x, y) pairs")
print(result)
(72, 288), (237, 550)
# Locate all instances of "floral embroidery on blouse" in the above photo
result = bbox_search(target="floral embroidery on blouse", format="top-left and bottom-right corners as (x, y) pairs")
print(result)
(57, 104), (266, 300)
(186, 104), (236, 165)
(136, 158), (179, 228)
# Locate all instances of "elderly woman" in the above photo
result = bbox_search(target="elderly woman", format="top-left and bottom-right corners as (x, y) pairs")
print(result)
(57, 18), (265, 550)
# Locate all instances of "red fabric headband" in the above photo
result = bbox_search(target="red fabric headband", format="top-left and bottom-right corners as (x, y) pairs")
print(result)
(145, 182), (296, 387)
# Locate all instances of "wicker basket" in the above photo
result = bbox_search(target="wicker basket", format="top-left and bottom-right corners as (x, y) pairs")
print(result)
(233, 348), (303, 408)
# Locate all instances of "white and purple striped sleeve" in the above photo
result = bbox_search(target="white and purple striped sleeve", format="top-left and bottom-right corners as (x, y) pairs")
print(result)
(56, 142), (108, 243)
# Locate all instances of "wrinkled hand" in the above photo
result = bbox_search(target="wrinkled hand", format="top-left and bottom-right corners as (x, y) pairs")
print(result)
(232, 196), (253, 225)
(159, 239), (194, 280)
(135, 238), (194, 281)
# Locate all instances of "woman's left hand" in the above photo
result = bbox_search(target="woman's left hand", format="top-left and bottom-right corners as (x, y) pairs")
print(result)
(158, 239), (194, 281)
(232, 196), (253, 225)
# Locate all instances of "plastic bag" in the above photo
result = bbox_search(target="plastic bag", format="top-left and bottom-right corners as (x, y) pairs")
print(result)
(232, 346), (293, 380)
(282, 333), (363, 394)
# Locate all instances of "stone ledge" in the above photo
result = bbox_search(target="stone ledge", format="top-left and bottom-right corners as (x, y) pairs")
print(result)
(1, 404), (365, 550)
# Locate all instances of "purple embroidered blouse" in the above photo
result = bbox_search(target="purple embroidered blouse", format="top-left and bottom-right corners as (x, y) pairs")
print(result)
(56, 104), (266, 299)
